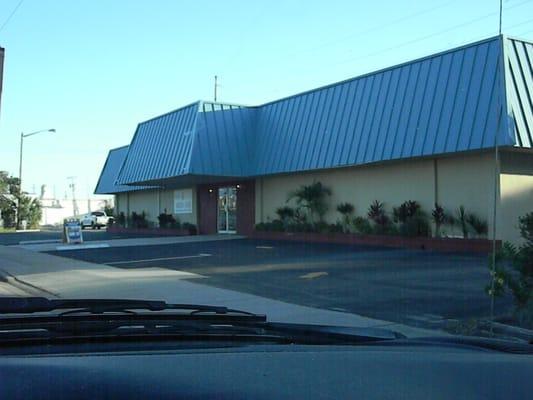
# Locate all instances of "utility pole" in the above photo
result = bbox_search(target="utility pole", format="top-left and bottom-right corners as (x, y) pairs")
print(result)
(67, 176), (79, 217)
(16, 128), (55, 229)
(490, 0), (504, 336)
(214, 75), (218, 102)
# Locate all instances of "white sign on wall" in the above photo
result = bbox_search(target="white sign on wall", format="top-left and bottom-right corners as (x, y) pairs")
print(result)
(174, 189), (193, 214)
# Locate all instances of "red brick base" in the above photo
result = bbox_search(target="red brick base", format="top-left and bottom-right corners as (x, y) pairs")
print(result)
(107, 226), (194, 236)
(251, 230), (500, 253)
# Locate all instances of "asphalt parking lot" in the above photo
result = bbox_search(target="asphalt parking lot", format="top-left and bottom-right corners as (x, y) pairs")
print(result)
(0, 229), (160, 246)
(45, 238), (512, 330)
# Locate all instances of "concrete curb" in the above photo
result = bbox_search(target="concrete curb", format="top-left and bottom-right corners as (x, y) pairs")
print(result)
(0, 269), (59, 297)
(16, 234), (246, 252)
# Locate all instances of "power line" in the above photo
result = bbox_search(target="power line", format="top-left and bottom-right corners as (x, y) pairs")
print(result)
(283, 0), (460, 58)
(0, 0), (25, 34)
(333, 0), (531, 68)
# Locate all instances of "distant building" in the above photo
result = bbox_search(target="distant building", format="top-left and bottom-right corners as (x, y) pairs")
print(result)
(95, 36), (532, 243)
(32, 185), (112, 226)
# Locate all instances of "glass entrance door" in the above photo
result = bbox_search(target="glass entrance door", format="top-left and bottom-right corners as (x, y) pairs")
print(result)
(218, 187), (237, 233)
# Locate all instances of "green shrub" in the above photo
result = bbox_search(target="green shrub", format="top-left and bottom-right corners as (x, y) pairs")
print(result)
(287, 222), (315, 233)
(255, 222), (267, 231)
(329, 222), (344, 233)
(130, 211), (149, 229)
(181, 222), (197, 235)
(352, 216), (373, 235)
(271, 219), (285, 232)
(157, 212), (176, 229)
(276, 206), (295, 231)
(393, 200), (420, 223)
(399, 210), (431, 237)
(313, 221), (330, 233)
(487, 212), (533, 328)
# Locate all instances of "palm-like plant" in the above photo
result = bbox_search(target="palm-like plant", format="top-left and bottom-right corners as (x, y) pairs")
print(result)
(336, 202), (355, 233)
(276, 206), (295, 231)
(431, 203), (446, 238)
(456, 205), (469, 238)
(367, 200), (389, 233)
(466, 213), (488, 237)
(288, 181), (332, 224)
(393, 200), (420, 223)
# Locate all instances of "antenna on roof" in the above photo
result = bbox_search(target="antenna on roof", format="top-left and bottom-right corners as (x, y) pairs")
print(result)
(499, 0), (503, 35)
(214, 75), (219, 102)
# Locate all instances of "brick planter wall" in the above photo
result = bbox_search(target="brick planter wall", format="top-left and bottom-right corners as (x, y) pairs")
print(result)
(107, 226), (195, 236)
(251, 230), (500, 253)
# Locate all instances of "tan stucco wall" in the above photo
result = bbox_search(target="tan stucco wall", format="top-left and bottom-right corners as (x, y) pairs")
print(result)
(256, 152), (499, 238)
(436, 152), (497, 238)
(117, 188), (197, 225)
(159, 187), (198, 225)
(127, 190), (159, 222)
(115, 193), (128, 215)
(499, 151), (533, 244)
(257, 158), (435, 224)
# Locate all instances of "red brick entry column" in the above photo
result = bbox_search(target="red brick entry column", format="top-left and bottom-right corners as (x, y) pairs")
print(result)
(197, 185), (218, 234)
(235, 181), (255, 235)
(197, 181), (255, 235)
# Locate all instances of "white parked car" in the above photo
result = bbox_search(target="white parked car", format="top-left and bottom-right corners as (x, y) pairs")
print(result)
(80, 211), (113, 229)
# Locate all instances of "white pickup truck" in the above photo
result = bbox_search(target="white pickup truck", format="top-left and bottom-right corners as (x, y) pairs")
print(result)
(80, 211), (114, 229)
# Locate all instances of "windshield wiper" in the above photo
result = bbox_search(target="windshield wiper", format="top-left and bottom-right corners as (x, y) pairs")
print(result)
(0, 297), (263, 319)
(0, 297), (406, 348)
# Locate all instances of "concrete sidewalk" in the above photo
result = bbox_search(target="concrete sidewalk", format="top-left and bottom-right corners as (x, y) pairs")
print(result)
(0, 245), (436, 337)
(15, 234), (245, 252)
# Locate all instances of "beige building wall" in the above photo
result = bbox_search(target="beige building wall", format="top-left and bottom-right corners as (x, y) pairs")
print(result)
(436, 152), (497, 238)
(115, 187), (198, 225)
(128, 190), (159, 222)
(499, 151), (533, 245)
(256, 158), (435, 224)
(256, 152), (500, 239)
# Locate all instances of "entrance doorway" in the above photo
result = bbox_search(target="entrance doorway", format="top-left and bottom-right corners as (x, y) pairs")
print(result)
(218, 187), (237, 233)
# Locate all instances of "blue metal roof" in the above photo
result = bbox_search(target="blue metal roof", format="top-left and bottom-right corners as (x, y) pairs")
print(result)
(505, 37), (533, 148)
(190, 102), (258, 177)
(253, 36), (513, 174)
(116, 102), (199, 185)
(108, 35), (531, 190)
(94, 146), (151, 194)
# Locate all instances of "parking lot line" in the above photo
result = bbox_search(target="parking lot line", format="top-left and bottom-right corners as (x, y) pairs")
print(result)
(105, 253), (212, 265)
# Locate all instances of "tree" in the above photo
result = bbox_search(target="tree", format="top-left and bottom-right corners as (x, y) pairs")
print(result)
(0, 171), (42, 228)
(0, 171), (19, 228)
(18, 196), (42, 228)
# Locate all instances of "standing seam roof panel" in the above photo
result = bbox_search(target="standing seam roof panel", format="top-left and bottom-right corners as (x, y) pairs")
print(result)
(112, 36), (531, 188)
(506, 39), (533, 147)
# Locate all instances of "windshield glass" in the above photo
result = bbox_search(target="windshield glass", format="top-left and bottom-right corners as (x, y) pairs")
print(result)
(0, 0), (532, 348)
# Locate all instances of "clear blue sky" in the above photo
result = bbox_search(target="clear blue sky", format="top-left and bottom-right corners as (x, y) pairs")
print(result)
(0, 0), (532, 200)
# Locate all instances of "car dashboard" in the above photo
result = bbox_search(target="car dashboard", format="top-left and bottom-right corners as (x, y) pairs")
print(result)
(1, 341), (531, 399)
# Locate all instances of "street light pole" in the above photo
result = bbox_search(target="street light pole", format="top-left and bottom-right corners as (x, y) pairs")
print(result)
(16, 128), (55, 229)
